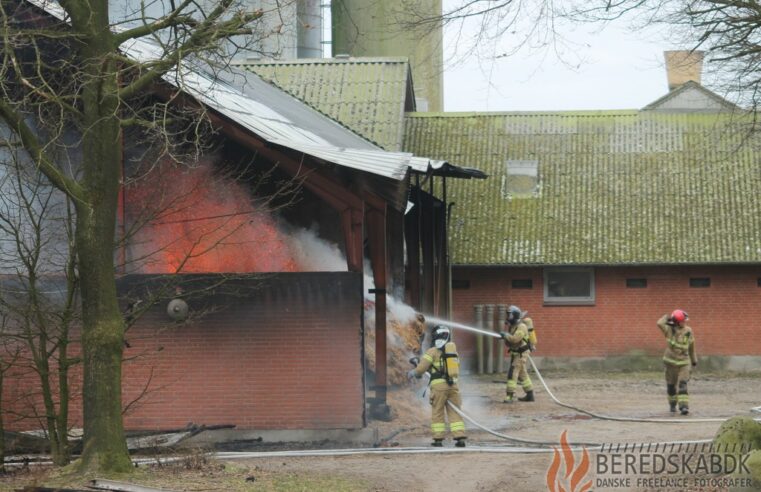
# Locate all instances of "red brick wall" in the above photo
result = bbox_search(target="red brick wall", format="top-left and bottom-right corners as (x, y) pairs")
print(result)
(4, 273), (366, 431)
(451, 265), (761, 364)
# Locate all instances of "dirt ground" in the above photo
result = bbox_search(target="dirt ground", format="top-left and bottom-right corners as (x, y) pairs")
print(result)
(3, 369), (760, 492)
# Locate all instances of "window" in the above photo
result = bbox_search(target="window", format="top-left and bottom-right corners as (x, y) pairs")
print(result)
(544, 268), (595, 305)
(689, 277), (711, 288)
(504, 159), (539, 197)
(626, 278), (647, 288)
(511, 279), (533, 289)
(452, 279), (471, 290)
(757, 278), (761, 287)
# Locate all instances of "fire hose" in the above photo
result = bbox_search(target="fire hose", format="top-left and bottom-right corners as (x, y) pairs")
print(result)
(445, 401), (713, 448)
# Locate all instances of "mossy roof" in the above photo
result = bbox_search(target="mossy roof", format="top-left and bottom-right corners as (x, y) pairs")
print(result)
(238, 57), (412, 151)
(403, 111), (761, 266)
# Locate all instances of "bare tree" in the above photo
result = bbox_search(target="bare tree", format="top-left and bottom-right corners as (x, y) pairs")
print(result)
(0, 0), (279, 473)
(0, 143), (79, 466)
(406, 0), (761, 109)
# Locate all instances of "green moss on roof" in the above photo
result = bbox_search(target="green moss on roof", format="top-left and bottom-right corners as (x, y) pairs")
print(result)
(239, 58), (411, 151)
(403, 112), (761, 266)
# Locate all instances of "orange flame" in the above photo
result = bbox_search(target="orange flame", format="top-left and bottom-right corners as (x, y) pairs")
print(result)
(546, 430), (592, 492)
(126, 160), (298, 273)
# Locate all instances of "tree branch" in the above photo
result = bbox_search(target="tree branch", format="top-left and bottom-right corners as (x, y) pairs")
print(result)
(118, 3), (262, 101)
(0, 100), (85, 202)
(112, 0), (198, 46)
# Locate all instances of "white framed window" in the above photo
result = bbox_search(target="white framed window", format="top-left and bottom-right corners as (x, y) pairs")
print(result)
(544, 268), (595, 305)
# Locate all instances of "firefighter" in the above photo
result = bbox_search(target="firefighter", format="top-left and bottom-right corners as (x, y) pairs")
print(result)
(657, 310), (697, 415)
(407, 325), (466, 447)
(500, 305), (534, 403)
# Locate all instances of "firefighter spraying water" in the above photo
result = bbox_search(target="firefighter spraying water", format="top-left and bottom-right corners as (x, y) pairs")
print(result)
(407, 325), (467, 447)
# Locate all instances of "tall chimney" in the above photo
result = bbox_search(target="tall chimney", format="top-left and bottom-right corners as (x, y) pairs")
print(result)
(664, 50), (704, 91)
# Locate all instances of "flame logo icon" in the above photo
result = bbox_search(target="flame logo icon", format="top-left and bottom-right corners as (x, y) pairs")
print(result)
(546, 430), (593, 492)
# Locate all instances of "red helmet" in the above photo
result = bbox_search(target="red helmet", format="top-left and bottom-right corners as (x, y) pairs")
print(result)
(670, 309), (688, 324)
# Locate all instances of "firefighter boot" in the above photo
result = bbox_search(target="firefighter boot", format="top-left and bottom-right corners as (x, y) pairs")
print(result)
(503, 394), (515, 404)
(455, 437), (466, 448)
(669, 401), (677, 413)
(680, 405), (689, 416)
(431, 439), (443, 447)
(518, 391), (535, 402)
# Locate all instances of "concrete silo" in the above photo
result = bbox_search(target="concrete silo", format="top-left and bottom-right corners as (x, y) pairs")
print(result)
(331, 0), (443, 111)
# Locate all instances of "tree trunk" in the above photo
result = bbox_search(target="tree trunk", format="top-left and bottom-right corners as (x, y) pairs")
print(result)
(75, 41), (131, 471)
(76, 156), (131, 473)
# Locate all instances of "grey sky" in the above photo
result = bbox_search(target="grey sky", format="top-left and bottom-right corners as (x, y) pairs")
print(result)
(442, 13), (681, 112)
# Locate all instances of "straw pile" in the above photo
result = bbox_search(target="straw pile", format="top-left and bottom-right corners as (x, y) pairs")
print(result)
(365, 311), (427, 386)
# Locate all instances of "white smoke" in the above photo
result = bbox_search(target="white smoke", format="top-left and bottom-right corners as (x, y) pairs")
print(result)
(285, 226), (347, 272)
(283, 223), (417, 325)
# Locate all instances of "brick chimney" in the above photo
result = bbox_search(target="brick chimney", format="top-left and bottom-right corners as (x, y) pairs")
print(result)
(664, 50), (704, 91)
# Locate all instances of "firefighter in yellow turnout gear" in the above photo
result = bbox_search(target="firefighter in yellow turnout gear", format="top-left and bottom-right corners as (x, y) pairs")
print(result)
(657, 309), (697, 415)
(408, 325), (466, 447)
(500, 305), (535, 403)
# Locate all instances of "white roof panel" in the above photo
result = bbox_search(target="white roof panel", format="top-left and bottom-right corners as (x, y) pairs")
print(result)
(26, 0), (460, 181)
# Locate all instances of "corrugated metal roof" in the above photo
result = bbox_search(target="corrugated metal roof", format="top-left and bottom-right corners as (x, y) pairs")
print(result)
(404, 111), (761, 266)
(237, 58), (412, 151)
(25, 0), (447, 183)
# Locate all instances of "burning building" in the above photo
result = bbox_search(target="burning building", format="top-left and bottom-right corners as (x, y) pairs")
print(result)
(1, 0), (486, 439)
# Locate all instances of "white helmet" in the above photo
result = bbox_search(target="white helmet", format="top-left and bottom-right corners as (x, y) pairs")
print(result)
(432, 325), (451, 349)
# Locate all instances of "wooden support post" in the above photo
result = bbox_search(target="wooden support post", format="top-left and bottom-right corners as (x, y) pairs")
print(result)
(367, 205), (390, 421)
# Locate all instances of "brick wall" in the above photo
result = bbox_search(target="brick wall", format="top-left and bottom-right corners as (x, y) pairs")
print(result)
(4, 272), (366, 431)
(451, 265), (761, 365)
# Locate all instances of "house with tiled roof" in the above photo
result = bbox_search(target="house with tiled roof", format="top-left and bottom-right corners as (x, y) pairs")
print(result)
(238, 52), (761, 371)
(403, 59), (761, 369)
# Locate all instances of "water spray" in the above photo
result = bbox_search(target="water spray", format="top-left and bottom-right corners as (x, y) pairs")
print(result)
(423, 315), (502, 339)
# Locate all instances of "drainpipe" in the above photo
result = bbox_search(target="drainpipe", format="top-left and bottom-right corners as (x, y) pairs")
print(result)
(497, 305), (507, 374)
(486, 305), (495, 374)
(474, 305), (484, 375)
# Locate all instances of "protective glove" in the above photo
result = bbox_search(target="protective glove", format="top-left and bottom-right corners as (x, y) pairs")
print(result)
(407, 369), (418, 380)
(499, 331), (508, 340)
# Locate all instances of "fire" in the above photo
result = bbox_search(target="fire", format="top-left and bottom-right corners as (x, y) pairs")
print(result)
(546, 430), (592, 492)
(126, 159), (298, 273)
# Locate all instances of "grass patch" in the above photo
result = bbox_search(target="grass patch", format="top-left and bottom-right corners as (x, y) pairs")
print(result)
(0, 456), (368, 492)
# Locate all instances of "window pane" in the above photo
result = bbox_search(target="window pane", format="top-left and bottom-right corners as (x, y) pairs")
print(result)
(689, 277), (710, 288)
(547, 271), (591, 297)
(511, 278), (533, 289)
(626, 278), (647, 288)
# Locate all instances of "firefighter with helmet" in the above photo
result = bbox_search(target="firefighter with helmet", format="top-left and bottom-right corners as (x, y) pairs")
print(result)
(500, 305), (535, 403)
(408, 325), (466, 447)
(657, 309), (697, 415)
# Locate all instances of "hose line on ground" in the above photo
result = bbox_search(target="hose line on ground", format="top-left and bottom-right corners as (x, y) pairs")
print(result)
(445, 401), (712, 449)
(428, 316), (759, 424)
(525, 355), (761, 424)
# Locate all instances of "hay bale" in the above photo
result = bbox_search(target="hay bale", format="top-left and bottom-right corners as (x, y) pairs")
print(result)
(365, 313), (426, 386)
